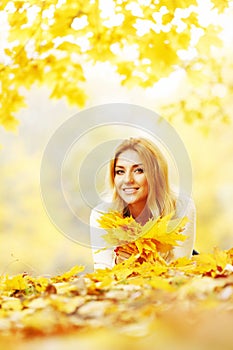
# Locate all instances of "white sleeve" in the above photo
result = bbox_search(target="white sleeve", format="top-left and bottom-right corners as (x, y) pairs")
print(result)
(173, 196), (196, 260)
(90, 206), (115, 270)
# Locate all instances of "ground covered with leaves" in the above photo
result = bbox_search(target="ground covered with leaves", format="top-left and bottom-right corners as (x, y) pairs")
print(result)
(1, 247), (233, 350)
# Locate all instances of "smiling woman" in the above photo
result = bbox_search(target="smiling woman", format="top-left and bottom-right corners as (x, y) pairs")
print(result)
(90, 138), (196, 270)
(114, 149), (149, 224)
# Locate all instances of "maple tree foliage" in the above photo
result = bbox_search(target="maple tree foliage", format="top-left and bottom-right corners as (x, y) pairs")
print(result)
(0, 0), (231, 130)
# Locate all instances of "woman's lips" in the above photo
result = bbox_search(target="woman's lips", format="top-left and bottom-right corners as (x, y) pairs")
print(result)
(123, 188), (139, 194)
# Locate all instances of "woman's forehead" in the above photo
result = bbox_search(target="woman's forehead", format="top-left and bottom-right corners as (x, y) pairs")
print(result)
(115, 149), (143, 165)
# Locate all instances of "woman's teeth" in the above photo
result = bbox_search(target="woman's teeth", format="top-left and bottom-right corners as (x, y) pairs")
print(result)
(123, 188), (139, 194)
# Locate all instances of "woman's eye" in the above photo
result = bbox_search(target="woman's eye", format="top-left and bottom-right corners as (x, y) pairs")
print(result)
(135, 168), (144, 174)
(115, 169), (124, 175)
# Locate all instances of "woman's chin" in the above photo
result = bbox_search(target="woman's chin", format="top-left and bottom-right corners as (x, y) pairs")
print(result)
(122, 196), (138, 205)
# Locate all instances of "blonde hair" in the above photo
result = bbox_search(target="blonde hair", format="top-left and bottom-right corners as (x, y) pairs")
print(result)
(108, 137), (176, 218)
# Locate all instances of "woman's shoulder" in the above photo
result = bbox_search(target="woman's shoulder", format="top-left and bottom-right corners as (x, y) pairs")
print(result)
(91, 201), (114, 214)
(90, 201), (116, 223)
(90, 201), (116, 229)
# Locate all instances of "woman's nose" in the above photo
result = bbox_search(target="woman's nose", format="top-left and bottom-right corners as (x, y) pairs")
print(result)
(124, 170), (134, 183)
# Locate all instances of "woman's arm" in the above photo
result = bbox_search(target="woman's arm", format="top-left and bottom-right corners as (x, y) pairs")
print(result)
(173, 196), (196, 260)
(90, 206), (115, 270)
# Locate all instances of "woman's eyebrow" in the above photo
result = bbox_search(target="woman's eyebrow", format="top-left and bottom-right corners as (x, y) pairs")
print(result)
(115, 165), (125, 168)
(132, 163), (143, 168)
(115, 163), (143, 168)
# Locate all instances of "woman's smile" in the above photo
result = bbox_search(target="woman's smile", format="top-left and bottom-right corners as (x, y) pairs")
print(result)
(123, 187), (139, 194)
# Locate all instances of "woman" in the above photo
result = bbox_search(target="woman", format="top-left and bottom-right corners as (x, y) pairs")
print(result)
(90, 137), (196, 270)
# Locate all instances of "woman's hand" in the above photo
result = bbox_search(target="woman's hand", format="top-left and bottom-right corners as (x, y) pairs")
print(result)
(114, 246), (131, 264)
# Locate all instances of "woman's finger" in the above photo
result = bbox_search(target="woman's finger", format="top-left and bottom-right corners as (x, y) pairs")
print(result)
(115, 247), (132, 264)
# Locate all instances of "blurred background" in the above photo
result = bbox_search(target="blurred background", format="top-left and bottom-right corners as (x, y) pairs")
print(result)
(1, 76), (232, 276)
(0, 1), (233, 275)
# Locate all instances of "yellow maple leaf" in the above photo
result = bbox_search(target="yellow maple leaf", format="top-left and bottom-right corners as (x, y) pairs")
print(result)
(33, 277), (50, 293)
(227, 247), (233, 263)
(196, 25), (222, 56)
(52, 265), (85, 282)
(213, 247), (231, 271)
(170, 256), (193, 268)
(135, 239), (144, 254)
(134, 261), (168, 277)
(149, 276), (175, 292)
(162, 12), (174, 25)
(97, 210), (133, 229)
(56, 41), (82, 55)
(191, 247), (231, 277)
(0, 111), (20, 132)
(211, 0), (229, 13)
(142, 214), (188, 244)
(3, 275), (29, 291)
(165, 0), (197, 10)
(99, 211), (142, 246)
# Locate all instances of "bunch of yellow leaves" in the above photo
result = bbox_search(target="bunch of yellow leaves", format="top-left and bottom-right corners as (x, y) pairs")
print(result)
(97, 211), (188, 264)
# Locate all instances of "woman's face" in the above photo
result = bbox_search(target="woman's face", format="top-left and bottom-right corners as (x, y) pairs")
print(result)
(114, 149), (149, 208)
